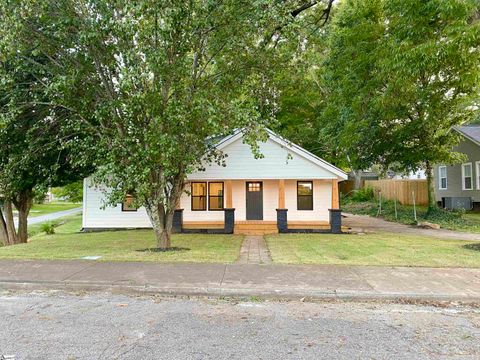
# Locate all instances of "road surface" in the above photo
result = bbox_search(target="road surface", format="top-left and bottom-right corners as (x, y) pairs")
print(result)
(14, 207), (82, 228)
(0, 292), (479, 359)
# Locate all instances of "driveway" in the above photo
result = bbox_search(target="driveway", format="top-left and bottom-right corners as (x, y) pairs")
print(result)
(343, 212), (480, 241)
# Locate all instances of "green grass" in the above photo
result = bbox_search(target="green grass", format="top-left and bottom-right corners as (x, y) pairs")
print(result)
(0, 215), (243, 263)
(266, 233), (480, 267)
(342, 200), (480, 233)
(21, 202), (81, 217)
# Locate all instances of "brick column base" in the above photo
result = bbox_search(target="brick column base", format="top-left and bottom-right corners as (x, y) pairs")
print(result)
(276, 209), (288, 233)
(329, 209), (342, 234)
(224, 208), (235, 234)
(172, 209), (183, 233)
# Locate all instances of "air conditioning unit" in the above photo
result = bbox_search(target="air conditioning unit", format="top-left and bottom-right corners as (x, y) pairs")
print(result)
(443, 197), (473, 210)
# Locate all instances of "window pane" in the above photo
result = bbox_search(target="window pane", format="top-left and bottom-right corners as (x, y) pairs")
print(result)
(465, 177), (472, 189)
(248, 183), (261, 192)
(298, 196), (313, 210)
(298, 182), (313, 196)
(464, 165), (472, 177)
(192, 196), (206, 210)
(209, 196), (224, 210)
(440, 167), (446, 177)
(209, 183), (223, 196)
(192, 182), (206, 196)
(441, 178), (447, 189)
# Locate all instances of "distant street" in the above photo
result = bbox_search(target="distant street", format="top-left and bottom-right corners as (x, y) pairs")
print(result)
(14, 207), (82, 228)
(0, 292), (479, 359)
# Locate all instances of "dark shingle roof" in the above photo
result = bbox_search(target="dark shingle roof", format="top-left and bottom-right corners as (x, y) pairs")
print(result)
(455, 125), (480, 145)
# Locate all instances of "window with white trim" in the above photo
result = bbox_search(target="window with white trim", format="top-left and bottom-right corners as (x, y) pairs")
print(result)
(476, 161), (480, 190)
(438, 166), (447, 190)
(462, 163), (473, 190)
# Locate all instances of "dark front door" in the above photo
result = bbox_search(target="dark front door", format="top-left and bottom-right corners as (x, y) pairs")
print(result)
(246, 182), (263, 220)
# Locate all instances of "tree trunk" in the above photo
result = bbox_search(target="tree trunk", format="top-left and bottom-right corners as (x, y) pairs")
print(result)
(16, 210), (29, 243)
(353, 170), (363, 190)
(144, 175), (185, 250)
(425, 161), (436, 214)
(14, 190), (33, 243)
(3, 200), (18, 245)
(145, 201), (174, 250)
(0, 206), (11, 246)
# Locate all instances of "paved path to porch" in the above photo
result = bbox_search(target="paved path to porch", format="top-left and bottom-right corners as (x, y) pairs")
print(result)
(237, 236), (272, 264)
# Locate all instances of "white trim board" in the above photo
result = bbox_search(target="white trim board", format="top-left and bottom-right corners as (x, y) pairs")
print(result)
(476, 161), (480, 190)
(461, 162), (473, 190)
(438, 165), (447, 190)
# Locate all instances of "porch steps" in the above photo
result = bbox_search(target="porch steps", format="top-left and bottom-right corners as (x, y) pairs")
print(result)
(234, 221), (278, 235)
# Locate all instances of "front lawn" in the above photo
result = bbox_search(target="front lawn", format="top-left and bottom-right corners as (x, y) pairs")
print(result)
(266, 233), (480, 267)
(0, 215), (243, 263)
(24, 202), (81, 217)
(342, 200), (480, 233)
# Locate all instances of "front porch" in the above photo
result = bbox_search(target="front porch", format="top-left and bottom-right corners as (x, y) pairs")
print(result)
(181, 220), (332, 235)
(175, 178), (343, 235)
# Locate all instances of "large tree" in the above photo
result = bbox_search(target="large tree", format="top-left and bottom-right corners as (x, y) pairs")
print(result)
(1, 0), (335, 249)
(0, 93), (91, 245)
(318, 0), (480, 209)
(0, 45), (93, 245)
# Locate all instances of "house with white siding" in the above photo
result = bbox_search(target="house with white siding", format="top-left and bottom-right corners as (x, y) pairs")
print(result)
(82, 129), (348, 234)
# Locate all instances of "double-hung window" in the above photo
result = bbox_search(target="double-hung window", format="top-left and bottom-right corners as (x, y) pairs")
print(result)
(191, 182), (224, 211)
(191, 182), (207, 211)
(297, 181), (313, 210)
(462, 163), (473, 190)
(208, 182), (224, 210)
(438, 166), (447, 190)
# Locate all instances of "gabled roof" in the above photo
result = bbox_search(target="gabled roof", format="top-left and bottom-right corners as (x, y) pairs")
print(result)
(454, 125), (480, 147)
(213, 128), (348, 180)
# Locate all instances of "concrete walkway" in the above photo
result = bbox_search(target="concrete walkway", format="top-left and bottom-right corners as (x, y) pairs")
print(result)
(237, 236), (272, 264)
(1, 259), (479, 302)
(343, 213), (480, 241)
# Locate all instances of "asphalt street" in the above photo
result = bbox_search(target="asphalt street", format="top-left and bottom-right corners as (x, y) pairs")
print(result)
(0, 292), (479, 359)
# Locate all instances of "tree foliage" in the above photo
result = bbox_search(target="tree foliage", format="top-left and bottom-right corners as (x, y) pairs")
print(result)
(51, 181), (84, 203)
(317, 0), (480, 209)
(1, 0), (334, 248)
(0, 47), (92, 245)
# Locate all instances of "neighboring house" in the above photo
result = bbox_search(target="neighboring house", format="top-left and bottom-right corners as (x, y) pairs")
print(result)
(347, 170), (379, 182)
(435, 125), (480, 211)
(82, 129), (348, 234)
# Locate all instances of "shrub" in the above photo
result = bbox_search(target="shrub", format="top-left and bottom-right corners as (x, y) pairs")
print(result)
(40, 222), (56, 235)
(348, 187), (375, 202)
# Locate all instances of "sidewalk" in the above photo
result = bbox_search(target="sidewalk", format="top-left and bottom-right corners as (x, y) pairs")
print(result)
(1, 259), (479, 302)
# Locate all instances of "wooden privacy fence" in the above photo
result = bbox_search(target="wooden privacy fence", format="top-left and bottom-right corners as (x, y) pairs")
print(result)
(339, 180), (359, 196)
(364, 179), (428, 205)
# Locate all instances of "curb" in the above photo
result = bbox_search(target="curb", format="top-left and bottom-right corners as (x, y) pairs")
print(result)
(2, 280), (480, 304)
